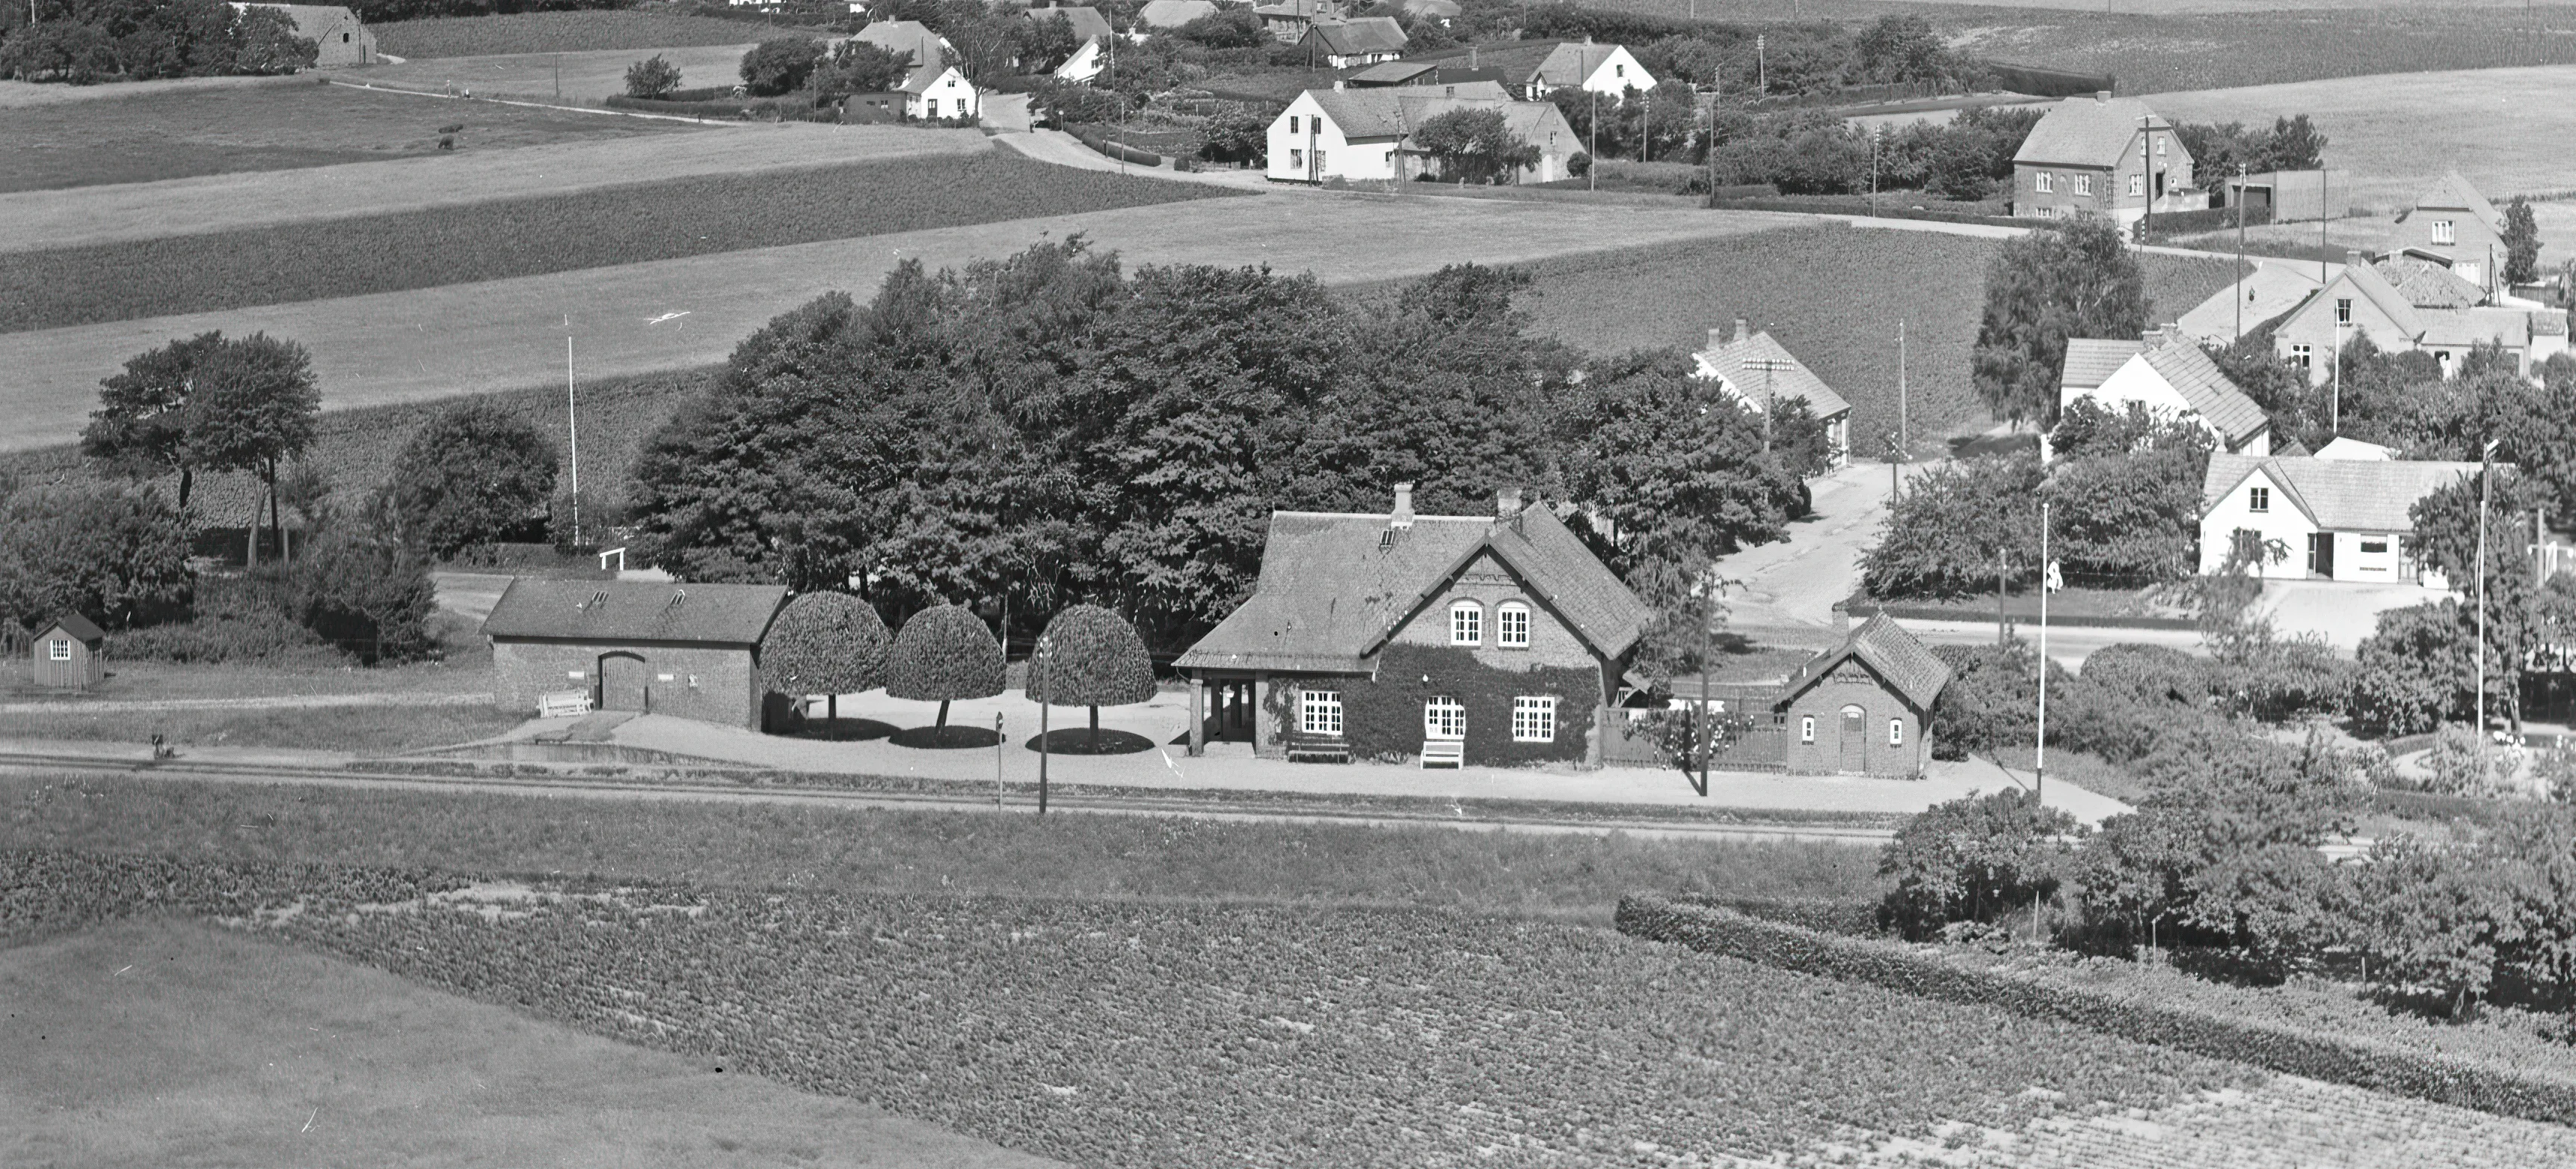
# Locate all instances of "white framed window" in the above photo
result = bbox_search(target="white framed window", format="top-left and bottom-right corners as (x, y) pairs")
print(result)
(2432, 219), (2456, 245)
(49, 638), (70, 661)
(2360, 539), (2389, 554)
(1300, 689), (1344, 736)
(1450, 601), (1482, 645)
(2335, 298), (2352, 325)
(1512, 696), (1556, 743)
(1288, 115), (1300, 134)
(1289, 149), (1304, 168)
(2128, 174), (2145, 197)
(1496, 602), (1531, 647)
(1888, 719), (1904, 746)
(2289, 344), (2312, 370)
(1424, 696), (1465, 740)
(1799, 715), (1816, 743)
(1614, 63), (1625, 77)
(2248, 486), (2270, 513)
(2073, 174), (2091, 196)
(2154, 135), (2166, 156)
(2035, 171), (2053, 194)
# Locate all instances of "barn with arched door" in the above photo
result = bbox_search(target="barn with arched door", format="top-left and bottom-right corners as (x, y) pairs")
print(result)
(1774, 614), (1951, 778)
(482, 580), (787, 729)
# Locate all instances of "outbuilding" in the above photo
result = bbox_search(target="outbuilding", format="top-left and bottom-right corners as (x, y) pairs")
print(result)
(228, 3), (378, 67)
(1773, 614), (1949, 778)
(482, 580), (788, 729)
(31, 614), (106, 690)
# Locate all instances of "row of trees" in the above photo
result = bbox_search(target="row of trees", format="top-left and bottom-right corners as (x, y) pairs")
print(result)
(627, 241), (1830, 675)
(766, 592), (1155, 746)
(1, 0), (315, 83)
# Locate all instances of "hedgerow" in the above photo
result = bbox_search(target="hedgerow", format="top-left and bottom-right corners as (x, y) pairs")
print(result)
(4, 849), (2263, 1168)
(371, 11), (800, 58)
(0, 151), (1236, 334)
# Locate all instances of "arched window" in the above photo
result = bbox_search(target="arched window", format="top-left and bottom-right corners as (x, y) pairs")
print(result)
(1496, 601), (1531, 648)
(1799, 715), (1816, 743)
(1888, 719), (1905, 746)
(1449, 601), (1482, 645)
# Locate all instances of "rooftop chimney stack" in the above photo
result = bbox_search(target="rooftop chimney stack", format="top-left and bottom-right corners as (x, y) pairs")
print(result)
(1733, 318), (1750, 345)
(2346, 249), (2366, 269)
(1392, 482), (1415, 528)
(1706, 326), (1725, 352)
(1496, 487), (1522, 518)
(2094, 90), (2110, 103)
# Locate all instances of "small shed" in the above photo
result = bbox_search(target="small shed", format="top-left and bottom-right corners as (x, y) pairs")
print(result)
(32, 614), (107, 690)
(1774, 614), (1950, 777)
(481, 580), (789, 729)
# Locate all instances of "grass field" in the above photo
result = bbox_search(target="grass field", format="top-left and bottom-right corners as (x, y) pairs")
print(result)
(2, 705), (521, 755)
(1, 916), (1057, 1168)
(0, 195), (1813, 455)
(0, 77), (695, 194)
(1, 121), (986, 254)
(1, 654), (493, 703)
(348, 42), (761, 105)
(375, 9), (820, 58)
(3, 150), (1239, 334)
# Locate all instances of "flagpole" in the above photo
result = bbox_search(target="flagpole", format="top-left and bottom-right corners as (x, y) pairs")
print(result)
(2036, 499), (2050, 805)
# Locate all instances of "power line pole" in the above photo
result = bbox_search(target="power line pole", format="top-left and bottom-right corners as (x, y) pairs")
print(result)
(2478, 440), (2497, 743)
(2036, 499), (2051, 805)
(565, 330), (581, 547)
(2236, 162), (2248, 342)
(1898, 319), (1908, 452)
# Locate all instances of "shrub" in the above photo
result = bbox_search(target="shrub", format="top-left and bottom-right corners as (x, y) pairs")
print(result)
(624, 52), (681, 99)
(102, 575), (340, 666)
(229, 5), (318, 75)
(2348, 601), (2471, 738)
(1567, 151), (1591, 179)
(739, 37), (826, 96)
(762, 591), (890, 722)
(0, 482), (194, 631)
(284, 526), (438, 664)
(2079, 643), (2210, 708)
(1924, 640), (2060, 759)
(387, 402), (559, 561)
(885, 603), (1004, 727)
(1877, 789), (2082, 941)
(1024, 604), (1155, 746)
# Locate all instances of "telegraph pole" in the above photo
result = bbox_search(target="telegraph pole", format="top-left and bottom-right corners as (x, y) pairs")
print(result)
(2477, 440), (2497, 741)
(1898, 319), (1909, 452)
(2236, 162), (2248, 342)
(565, 331), (581, 547)
(2036, 500), (2051, 803)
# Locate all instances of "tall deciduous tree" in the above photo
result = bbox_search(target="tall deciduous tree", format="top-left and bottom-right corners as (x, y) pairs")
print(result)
(185, 332), (319, 568)
(0, 483), (194, 630)
(82, 331), (225, 510)
(2504, 195), (2542, 286)
(1860, 451), (2044, 599)
(811, 40), (912, 96)
(388, 402), (559, 560)
(1970, 216), (2148, 429)
(763, 591), (891, 725)
(624, 53), (681, 99)
(1025, 603), (1156, 749)
(739, 37), (826, 96)
(885, 602), (1005, 728)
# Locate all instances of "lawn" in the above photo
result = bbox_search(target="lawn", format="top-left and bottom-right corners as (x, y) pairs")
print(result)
(0, 654), (494, 703)
(349, 41), (760, 105)
(1, 150), (1240, 334)
(375, 10), (820, 58)
(0, 915), (1055, 1168)
(0, 77), (695, 194)
(0, 196), (1810, 455)
(1, 704), (521, 755)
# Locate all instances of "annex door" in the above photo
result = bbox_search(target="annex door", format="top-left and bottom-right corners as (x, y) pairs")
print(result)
(1839, 706), (1867, 773)
(2308, 533), (2336, 580)
(597, 651), (649, 713)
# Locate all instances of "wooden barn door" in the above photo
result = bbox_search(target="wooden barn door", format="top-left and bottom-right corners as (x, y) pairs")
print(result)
(1839, 706), (1867, 774)
(597, 652), (649, 713)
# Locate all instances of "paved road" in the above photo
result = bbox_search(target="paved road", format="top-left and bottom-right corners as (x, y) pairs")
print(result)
(1899, 618), (2208, 668)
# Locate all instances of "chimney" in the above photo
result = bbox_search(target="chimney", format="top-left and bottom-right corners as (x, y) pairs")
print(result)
(1733, 318), (1750, 345)
(2094, 90), (2110, 103)
(1391, 482), (1415, 528)
(1706, 326), (1725, 352)
(2345, 248), (2366, 270)
(1496, 487), (1522, 518)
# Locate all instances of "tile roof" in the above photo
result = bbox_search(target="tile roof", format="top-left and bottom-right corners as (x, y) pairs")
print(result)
(2320, 260), (2426, 339)
(1303, 15), (1407, 55)
(1695, 331), (1851, 418)
(2139, 332), (2269, 444)
(854, 20), (953, 92)
(483, 579), (787, 647)
(2417, 306), (2536, 349)
(1534, 41), (1623, 88)
(1137, 0), (1215, 26)
(1027, 4), (1113, 41)
(1411, 40), (1561, 85)
(1301, 87), (1567, 146)
(37, 612), (105, 643)
(2058, 338), (2142, 393)
(2013, 95), (2167, 169)
(1345, 58), (1440, 85)
(2201, 453), (2486, 533)
(1175, 504), (1651, 673)
(1777, 613), (1952, 712)
(2175, 261), (2336, 346)
(2415, 169), (2503, 232)
(2373, 256), (2484, 309)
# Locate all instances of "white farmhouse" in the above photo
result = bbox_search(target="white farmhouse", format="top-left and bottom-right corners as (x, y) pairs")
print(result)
(2198, 453), (2487, 586)
(2051, 328), (2270, 459)
(855, 19), (980, 121)
(1267, 86), (1579, 185)
(1413, 39), (1655, 99)
(1694, 319), (1851, 471)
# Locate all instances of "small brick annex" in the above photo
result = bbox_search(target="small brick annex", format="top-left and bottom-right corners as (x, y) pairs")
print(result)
(481, 580), (787, 730)
(1772, 614), (1951, 778)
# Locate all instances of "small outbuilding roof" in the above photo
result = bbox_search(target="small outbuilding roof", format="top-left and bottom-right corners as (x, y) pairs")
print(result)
(1302, 15), (1407, 56)
(1026, 4), (1113, 42)
(2013, 94), (2168, 170)
(482, 580), (788, 647)
(1137, 0), (1216, 27)
(2374, 255), (2484, 309)
(1777, 613), (1952, 712)
(36, 613), (105, 644)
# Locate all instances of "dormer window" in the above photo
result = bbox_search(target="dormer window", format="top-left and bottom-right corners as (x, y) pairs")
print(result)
(1496, 601), (1531, 647)
(1450, 601), (1482, 645)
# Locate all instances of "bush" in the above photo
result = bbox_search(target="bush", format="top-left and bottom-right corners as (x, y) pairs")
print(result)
(387, 402), (559, 561)
(625, 52), (681, 99)
(2079, 643), (2210, 708)
(739, 37), (826, 96)
(1877, 789), (2082, 940)
(1924, 640), (2057, 759)
(229, 5), (319, 75)
(102, 575), (339, 666)
(762, 592), (890, 719)
(885, 603), (1004, 726)
(284, 527), (438, 664)
(0, 482), (194, 631)
(2348, 601), (2471, 738)
(1567, 151), (1591, 179)
(1024, 604), (1156, 741)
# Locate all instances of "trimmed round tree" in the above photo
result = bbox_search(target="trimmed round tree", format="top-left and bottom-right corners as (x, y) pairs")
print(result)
(388, 401), (559, 560)
(885, 603), (1005, 728)
(762, 591), (889, 725)
(1025, 604), (1156, 750)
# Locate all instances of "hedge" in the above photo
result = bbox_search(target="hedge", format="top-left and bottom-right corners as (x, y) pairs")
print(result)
(2139, 204), (2276, 238)
(1616, 895), (2576, 1126)
(603, 93), (837, 120)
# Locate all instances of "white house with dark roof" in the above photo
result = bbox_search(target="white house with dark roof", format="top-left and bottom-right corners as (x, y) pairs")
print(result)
(855, 19), (980, 120)
(1267, 87), (1577, 185)
(2198, 452), (2488, 586)
(2176, 258), (2337, 347)
(1175, 484), (1653, 767)
(2050, 327), (2270, 458)
(1025, 4), (1113, 81)
(1693, 319), (1851, 470)
(2011, 93), (2205, 225)
(2272, 249), (2566, 381)
(1411, 39), (1654, 99)
(2404, 171), (2507, 292)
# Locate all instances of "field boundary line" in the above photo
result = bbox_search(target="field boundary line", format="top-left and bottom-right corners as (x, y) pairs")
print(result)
(327, 78), (717, 124)
(1, 692), (495, 714)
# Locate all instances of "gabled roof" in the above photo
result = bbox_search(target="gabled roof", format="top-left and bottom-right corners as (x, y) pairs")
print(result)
(1300, 87), (1565, 147)
(2201, 453), (2486, 533)
(2013, 95), (2167, 169)
(1695, 330), (1851, 418)
(2314, 437), (2393, 461)
(1411, 40), (1561, 85)
(2174, 261), (2337, 346)
(1027, 4), (1113, 42)
(37, 613), (105, 644)
(482, 580), (788, 647)
(2059, 338), (2142, 393)
(1534, 41), (1628, 88)
(2138, 333), (2269, 444)
(2373, 256), (2484, 309)
(854, 20), (953, 92)
(1346, 58), (1440, 85)
(2415, 170), (2503, 231)
(1776, 614), (1951, 712)
(1175, 503), (1651, 674)
(1137, 0), (1215, 27)
(2417, 306), (2539, 349)
(1302, 15), (1407, 55)
(2303, 260), (2426, 339)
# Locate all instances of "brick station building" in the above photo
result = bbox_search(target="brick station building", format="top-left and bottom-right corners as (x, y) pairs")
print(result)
(482, 580), (787, 729)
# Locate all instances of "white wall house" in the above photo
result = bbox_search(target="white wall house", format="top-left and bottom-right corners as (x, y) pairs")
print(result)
(1266, 88), (1579, 185)
(856, 19), (981, 120)
(2050, 329), (2269, 460)
(1694, 319), (1851, 471)
(2199, 452), (2486, 587)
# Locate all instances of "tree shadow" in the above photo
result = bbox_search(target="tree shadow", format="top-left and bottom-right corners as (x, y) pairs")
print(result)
(1024, 728), (1155, 755)
(775, 717), (900, 743)
(890, 725), (1003, 749)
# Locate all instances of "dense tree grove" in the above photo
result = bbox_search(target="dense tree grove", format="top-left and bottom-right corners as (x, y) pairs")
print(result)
(0, 0), (315, 83)
(2170, 114), (2326, 177)
(627, 242), (1822, 666)
(1971, 216), (2150, 429)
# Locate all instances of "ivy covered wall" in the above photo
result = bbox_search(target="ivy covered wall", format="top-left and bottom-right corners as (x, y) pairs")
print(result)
(1264, 642), (1602, 766)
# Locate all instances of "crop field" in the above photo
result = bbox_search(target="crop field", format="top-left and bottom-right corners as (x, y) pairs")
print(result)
(374, 10), (814, 58)
(2, 150), (1240, 334)
(2, 123), (988, 254)
(4, 916), (1054, 1168)
(348, 42), (760, 105)
(0, 77), (695, 194)
(0, 196), (1812, 455)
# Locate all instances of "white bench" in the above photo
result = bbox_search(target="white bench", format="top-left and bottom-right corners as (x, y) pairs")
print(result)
(1420, 739), (1464, 769)
(538, 690), (594, 719)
